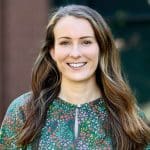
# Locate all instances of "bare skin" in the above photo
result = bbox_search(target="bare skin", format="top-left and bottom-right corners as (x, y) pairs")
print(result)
(50, 16), (102, 104)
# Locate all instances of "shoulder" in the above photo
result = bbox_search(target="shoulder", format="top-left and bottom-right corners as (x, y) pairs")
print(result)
(0, 92), (32, 148)
(8, 92), (32, 108)
(2, 92), (33, 124)
(5, 92), (32, 117)
(1, 92), (33, 128)
(136, 105), (148, 119)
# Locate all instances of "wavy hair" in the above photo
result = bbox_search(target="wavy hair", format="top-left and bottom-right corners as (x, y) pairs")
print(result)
(17, 5), (150, 149)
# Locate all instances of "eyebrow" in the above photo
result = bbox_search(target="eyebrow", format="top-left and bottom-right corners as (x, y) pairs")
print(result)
(57, 36), (94, 39)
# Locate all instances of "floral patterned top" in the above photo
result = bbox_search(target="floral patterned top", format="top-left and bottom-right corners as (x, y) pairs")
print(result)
(0, 92), (150, 150)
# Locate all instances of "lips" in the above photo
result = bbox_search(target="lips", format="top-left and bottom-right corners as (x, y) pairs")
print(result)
(67, 62), (87, 68)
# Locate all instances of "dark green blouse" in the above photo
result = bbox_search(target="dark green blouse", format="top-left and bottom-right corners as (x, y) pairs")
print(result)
(0, 93), (150, 149)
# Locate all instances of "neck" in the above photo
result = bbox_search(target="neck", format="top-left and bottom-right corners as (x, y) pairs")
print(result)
(58, 77), (102, 105)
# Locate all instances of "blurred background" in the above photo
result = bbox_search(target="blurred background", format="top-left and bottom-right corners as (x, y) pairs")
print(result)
(0, 0), (150, 124)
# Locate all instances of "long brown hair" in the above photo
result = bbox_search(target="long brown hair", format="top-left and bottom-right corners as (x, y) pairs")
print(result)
(17, 5), (150, 149)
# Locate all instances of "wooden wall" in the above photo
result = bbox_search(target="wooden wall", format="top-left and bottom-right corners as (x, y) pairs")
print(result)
(0, 0), (49, 124)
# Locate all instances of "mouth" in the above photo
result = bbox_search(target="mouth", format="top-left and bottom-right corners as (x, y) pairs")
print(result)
(67, 62), (87, 69)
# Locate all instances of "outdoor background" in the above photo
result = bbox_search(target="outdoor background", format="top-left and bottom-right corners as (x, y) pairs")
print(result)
(0, 0), (150, 124)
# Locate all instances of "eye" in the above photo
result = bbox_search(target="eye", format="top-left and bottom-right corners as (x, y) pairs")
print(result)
(82, 40), (92, 45)
(59, 41), (70, 46)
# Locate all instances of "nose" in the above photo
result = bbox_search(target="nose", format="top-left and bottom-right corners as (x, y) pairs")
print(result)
(69, 44), (81, 58)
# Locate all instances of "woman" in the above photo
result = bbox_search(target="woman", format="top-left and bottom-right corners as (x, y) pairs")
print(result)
(0, 4), (150, 150)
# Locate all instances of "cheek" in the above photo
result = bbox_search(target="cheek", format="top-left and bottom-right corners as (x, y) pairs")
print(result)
(54, 49), (69, 64)
(54, 45), (66, 59)
(84, 46), (99, 60)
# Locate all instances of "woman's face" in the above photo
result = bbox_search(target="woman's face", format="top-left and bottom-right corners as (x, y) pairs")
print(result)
(50, 16), (99, 82)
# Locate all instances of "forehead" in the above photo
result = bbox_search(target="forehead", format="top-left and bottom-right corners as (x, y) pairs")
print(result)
(53, 16), (95, 38)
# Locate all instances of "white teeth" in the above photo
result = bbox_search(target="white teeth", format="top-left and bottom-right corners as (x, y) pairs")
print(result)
(68, 62), (86, 68)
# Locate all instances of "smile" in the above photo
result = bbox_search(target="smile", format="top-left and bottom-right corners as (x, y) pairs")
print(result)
(67, 62), (87, 68)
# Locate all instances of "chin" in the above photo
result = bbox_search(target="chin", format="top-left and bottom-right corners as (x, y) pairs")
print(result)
(66, 74), (95, 82)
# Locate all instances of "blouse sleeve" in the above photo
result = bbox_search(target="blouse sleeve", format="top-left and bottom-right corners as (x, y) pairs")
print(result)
(136, 106), (150, 150)
(0, 92), (31, 149)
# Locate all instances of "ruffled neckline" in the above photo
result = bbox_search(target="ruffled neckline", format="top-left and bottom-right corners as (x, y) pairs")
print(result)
(55, 97), (105, 108)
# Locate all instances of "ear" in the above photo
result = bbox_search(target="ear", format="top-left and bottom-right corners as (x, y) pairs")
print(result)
(49, 48), (56, 60)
